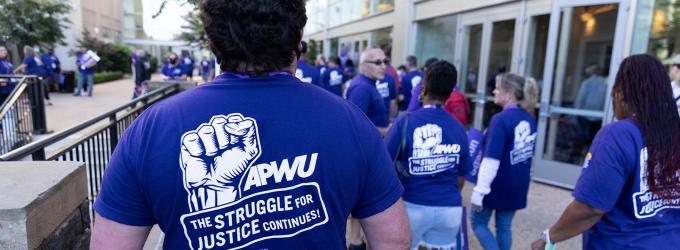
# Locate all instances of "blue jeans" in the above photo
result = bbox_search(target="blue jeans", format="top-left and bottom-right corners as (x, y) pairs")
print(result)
(76, 73), (94, 96)
(470, 208), (516, 250)
(405, 202), (462, 250)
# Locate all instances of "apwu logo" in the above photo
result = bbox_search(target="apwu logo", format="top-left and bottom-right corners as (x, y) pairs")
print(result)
(408, 124), (461, 175)
(632, 148), (680, 219)
(179, 113), (328, 249)
(295, 69), (312, 83)
(509, 121), (536, 165)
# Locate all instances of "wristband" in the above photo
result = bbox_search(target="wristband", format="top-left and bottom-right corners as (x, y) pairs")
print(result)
(541, 229), (555, 250)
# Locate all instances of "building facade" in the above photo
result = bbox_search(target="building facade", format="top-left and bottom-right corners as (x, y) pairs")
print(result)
(304, 0), (680, 188)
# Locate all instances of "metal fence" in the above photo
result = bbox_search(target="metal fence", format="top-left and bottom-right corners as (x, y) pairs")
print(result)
(0, 75), (47, 155)
(0, 82), (182, 222)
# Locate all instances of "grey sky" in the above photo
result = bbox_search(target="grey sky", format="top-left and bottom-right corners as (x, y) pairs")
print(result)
(142, 0), (192, 41)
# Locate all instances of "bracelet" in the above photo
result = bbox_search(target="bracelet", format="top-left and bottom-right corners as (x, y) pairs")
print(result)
(541, 229), (555, 250)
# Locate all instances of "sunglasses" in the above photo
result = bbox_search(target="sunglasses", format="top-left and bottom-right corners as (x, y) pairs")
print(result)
(365, 59), (387, 66)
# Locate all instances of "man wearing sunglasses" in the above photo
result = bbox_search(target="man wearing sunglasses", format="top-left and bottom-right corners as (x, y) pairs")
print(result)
(346, 48), (393, 136)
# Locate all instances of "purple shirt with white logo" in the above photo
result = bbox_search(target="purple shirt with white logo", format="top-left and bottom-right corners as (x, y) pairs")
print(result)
(94, 73), (403, 250)
(573, 119), (680, 249)
(346, 74), (389, 128)
(482, 105), (537, 210)
(385, 106), (472, 206)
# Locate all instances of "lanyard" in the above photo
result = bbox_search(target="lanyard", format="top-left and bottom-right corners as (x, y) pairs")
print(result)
(215, 71), (293, 80)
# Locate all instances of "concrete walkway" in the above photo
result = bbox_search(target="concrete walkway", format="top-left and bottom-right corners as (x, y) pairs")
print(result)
(39, 76), (580, 249)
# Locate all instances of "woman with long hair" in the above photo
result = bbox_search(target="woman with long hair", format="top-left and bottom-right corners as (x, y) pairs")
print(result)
(470, 73), (539, 250)
(531, 54), (680, 249)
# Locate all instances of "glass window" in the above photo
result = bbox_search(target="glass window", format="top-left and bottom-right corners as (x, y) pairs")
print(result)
(371, 28), (393, 56)
(482, 19), (516, 128)
(460, 24), (483, 96)
(414, 14), (457, 65)
(525, 14), (550, 84)
(632, 1), (680, 64)
(543, 4), (618, 166)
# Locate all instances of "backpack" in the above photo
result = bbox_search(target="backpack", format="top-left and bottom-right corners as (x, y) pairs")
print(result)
(444, 90), (471, 126)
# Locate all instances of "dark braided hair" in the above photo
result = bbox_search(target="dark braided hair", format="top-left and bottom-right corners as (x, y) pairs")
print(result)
(613, 54), (680, 198)
(199, 0), (307, 74)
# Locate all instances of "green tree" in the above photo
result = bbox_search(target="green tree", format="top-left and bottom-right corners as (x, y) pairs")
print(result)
(0, 0), (71, 63)
(179, 10), (207, 49)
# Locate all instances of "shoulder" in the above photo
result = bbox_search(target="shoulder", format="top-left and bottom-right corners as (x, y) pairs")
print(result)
(596, 119), (641, 144)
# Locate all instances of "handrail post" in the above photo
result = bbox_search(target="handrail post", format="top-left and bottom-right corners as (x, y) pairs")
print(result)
(31, 148), (46, 160)
(28, 77), (48, 134)
(108, 114), (119, 152)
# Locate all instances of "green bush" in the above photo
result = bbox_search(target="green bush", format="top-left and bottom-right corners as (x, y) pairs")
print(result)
(93, 71), (124, 84)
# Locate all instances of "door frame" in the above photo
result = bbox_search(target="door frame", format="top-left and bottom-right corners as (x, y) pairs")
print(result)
(533, 0), (631, 189)
(454, 5), (525, 129)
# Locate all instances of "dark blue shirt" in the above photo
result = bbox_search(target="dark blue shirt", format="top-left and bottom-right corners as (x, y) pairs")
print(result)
(22, 56), (46, 77)
(482, 105), (537, 209)
(93, 73), (403, 250)
(40, 54), (53, 76)
(375, 74), (397, 115)
(182, 57), (195, 74)
(321, 67), (344, 96)
(0, 59), (13, 75)
(162, 64), (186, 80)
(295, 60), (321, 87)
(200, 59), (214, 74)
(346, 74), (389, 128)
(0, 59), (16, 94)
(385, 107), (472, 206)
(400, 71), (424, 110)
(573, 119), (680, 249)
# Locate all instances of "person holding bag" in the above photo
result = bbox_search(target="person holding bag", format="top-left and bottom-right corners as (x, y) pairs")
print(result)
(385, 60), (472, 250)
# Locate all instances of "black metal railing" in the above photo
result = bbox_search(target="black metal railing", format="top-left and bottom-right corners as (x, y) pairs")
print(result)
(0, 75), (47, 155)
(0, 83), (181, 221)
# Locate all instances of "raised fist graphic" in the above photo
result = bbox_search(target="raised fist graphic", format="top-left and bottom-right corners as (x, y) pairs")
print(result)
(412, 124), (442, 158)
(180, 114), (261, 211)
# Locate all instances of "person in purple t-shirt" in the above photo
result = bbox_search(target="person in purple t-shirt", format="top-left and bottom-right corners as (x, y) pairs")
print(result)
(385, 60), (472, 250)
(400, 56), (423, 111)
(406, 58), (441, 112)
(90, 1), (409, 249)
(470, 73), (539, 250)
(161, 52), (187, 81)
(531, 54), (680, 250)
(346, 48), (390, 135)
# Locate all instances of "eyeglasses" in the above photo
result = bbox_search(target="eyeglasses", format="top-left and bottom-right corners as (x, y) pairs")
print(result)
(364, 59), (387, 66)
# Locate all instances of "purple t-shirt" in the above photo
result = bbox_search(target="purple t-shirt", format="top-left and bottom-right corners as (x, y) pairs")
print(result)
(22, 56), (46, 77)
(346, 74), (389, 128)
(162, 64), (186, 80)
(573, 119), (680, 249)
(375, 74), (397, 115)
(406, 83), (423, 112)
(482, 105), (537, 210)
(94, 73), (403, 250)
(384, 106), (472, 206)
(295, 60), (321, 87)
(322, 67), (344, 97)
(400, 71), (423, 110)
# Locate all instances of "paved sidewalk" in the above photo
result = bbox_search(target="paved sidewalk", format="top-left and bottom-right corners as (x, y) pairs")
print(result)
(38, 76), (580, 249)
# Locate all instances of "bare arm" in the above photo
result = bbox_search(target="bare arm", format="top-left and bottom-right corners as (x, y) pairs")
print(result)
(531, 199), (604, 249)
(360, 198), (410, 250)
(13, 64), (26, 73)
(90, 212), (152, 250)
(389, 99), (398, 123)
(457, 176), (465, 190)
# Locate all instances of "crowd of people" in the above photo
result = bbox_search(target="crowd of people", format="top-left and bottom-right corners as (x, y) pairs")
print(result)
(89, 1), (679, 250)
(0, 44), (100, 105)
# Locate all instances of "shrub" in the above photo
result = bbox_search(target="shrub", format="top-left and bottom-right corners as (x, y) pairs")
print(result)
(92, 71), (124, 84)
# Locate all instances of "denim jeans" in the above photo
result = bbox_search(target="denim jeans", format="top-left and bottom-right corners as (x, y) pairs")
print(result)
(405, 202), (462, 250)
(470, 207), (516, 250)
(76, 73), (94, 96)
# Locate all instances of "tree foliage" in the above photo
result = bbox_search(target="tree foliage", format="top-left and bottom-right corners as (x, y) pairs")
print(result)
(179, 10), (207, 49)
(0, 0), (71, 47)
(77, 31), (132, 73)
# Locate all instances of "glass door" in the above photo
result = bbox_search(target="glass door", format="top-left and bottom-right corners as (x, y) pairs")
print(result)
(533, 0), (630, 188)
(455, 7), (523, 129)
